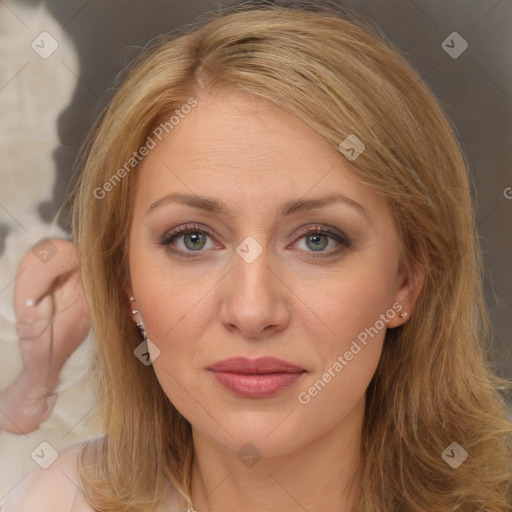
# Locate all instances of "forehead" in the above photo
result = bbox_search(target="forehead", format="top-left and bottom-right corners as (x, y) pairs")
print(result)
(144, 91), (335, 172)
(133, 90), (388, 221)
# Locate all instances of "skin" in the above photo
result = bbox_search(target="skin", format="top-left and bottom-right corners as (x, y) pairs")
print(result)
(1, 238), (90, 434)
(4, 89), (423, 511)
(126, 89), (424, 511)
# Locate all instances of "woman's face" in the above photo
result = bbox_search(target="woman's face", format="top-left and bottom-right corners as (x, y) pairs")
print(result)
(127, 90), (418, 457)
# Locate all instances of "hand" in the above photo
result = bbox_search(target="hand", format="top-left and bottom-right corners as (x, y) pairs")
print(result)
(0, 238), (91, 434)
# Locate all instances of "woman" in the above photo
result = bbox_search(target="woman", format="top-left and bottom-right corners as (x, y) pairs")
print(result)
(5, 2), (512, 511)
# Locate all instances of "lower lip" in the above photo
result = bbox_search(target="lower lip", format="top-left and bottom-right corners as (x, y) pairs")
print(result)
(209, 371), (305, 398)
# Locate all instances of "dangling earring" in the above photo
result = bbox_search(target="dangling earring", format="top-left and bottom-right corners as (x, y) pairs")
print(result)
(136, 320), (146, 339)
(130, 296), (146, 339)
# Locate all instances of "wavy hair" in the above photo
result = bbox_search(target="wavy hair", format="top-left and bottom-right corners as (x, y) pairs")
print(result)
(70, 2), (512, 510)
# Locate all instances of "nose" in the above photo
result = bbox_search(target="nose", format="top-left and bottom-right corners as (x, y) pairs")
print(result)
(218, 243), (290, 340)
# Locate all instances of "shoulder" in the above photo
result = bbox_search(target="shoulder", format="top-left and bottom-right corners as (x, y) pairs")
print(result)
(2, 438), (102, 512)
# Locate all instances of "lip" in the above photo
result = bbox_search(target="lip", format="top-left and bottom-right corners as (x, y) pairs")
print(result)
(207, 357), (306, 398)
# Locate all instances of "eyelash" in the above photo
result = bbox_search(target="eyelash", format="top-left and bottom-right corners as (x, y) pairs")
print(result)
(160, 223), (351, 259)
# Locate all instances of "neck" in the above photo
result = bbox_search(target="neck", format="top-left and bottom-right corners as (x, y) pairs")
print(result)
(189, 397), (364, 512)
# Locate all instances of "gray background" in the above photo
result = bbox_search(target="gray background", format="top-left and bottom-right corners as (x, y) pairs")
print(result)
(1, 0), (511, 379)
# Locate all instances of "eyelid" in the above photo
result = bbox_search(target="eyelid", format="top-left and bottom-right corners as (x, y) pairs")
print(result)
(160, 222), (216, 245)
(163, 222), (213, 239)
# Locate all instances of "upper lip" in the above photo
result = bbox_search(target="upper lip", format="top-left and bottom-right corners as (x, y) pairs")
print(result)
(207, 357), (305, 374)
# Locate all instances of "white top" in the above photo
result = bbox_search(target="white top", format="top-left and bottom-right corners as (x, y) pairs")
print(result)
(2, 440), (184, 512)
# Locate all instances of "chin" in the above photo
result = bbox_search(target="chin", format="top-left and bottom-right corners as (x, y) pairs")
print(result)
(193, 408), (311, 459)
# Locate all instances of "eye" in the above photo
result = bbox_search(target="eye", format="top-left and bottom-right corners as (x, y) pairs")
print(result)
(160, 223), (217, 256)
(160, 223), (351, 258)
(292, 225), (350, 256)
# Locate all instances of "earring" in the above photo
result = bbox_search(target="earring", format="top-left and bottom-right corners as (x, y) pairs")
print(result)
(138, 323), (147, 339)
(135, 319), (147, 340)
(130, 296), (146, 339)
(131, 298), (139, 317)
(399, 311), (408, 319)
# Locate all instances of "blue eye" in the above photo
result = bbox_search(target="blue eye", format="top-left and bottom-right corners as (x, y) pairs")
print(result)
(160, 224), (216, 255)
(160, 223), (350, 258)
(293, 225), (350, 255)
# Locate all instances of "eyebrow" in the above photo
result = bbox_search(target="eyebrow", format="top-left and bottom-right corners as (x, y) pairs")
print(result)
(147, 192), (370, 222)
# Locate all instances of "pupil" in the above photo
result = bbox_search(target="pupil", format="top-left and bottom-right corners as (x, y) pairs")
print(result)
(185, 232), (206, 250)
(307, 234), (328, 251)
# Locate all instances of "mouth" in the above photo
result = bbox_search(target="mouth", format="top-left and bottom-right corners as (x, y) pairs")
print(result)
(207, 357), (306, 399)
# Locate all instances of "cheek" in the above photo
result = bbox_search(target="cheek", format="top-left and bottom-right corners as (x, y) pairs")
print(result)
(296, 286), (386, 405)
(139, 279), (211, 355)
(298, 262), (396, 352)
(135, 273), (212, 417)
(291, 275), (391, 434)
(291, 257), (396, 410)
(132, 241), (210, 327)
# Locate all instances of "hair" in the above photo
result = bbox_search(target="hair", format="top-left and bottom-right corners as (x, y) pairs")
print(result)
(70, 1), (512, 510)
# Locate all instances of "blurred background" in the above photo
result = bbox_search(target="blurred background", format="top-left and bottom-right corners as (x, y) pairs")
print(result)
(0, 0), (510, 503)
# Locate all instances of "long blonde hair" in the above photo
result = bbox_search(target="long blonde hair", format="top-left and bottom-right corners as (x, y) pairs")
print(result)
(71, 2), (512, 510)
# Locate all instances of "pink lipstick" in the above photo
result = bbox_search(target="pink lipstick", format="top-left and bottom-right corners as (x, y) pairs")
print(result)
(207, 356), (306, 398)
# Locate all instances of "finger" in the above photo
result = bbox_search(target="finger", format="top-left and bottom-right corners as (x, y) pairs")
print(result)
(47, 276), (91, 365)
(15, 294), (54, 340)
(13, 238), (79, 317)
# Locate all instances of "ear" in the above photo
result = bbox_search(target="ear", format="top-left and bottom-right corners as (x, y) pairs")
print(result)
(386, 258), (425, 328)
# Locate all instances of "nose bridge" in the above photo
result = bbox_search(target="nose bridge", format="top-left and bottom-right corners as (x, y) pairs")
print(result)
(232, 238), (274, 304)
(219, 236), (288, 337)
